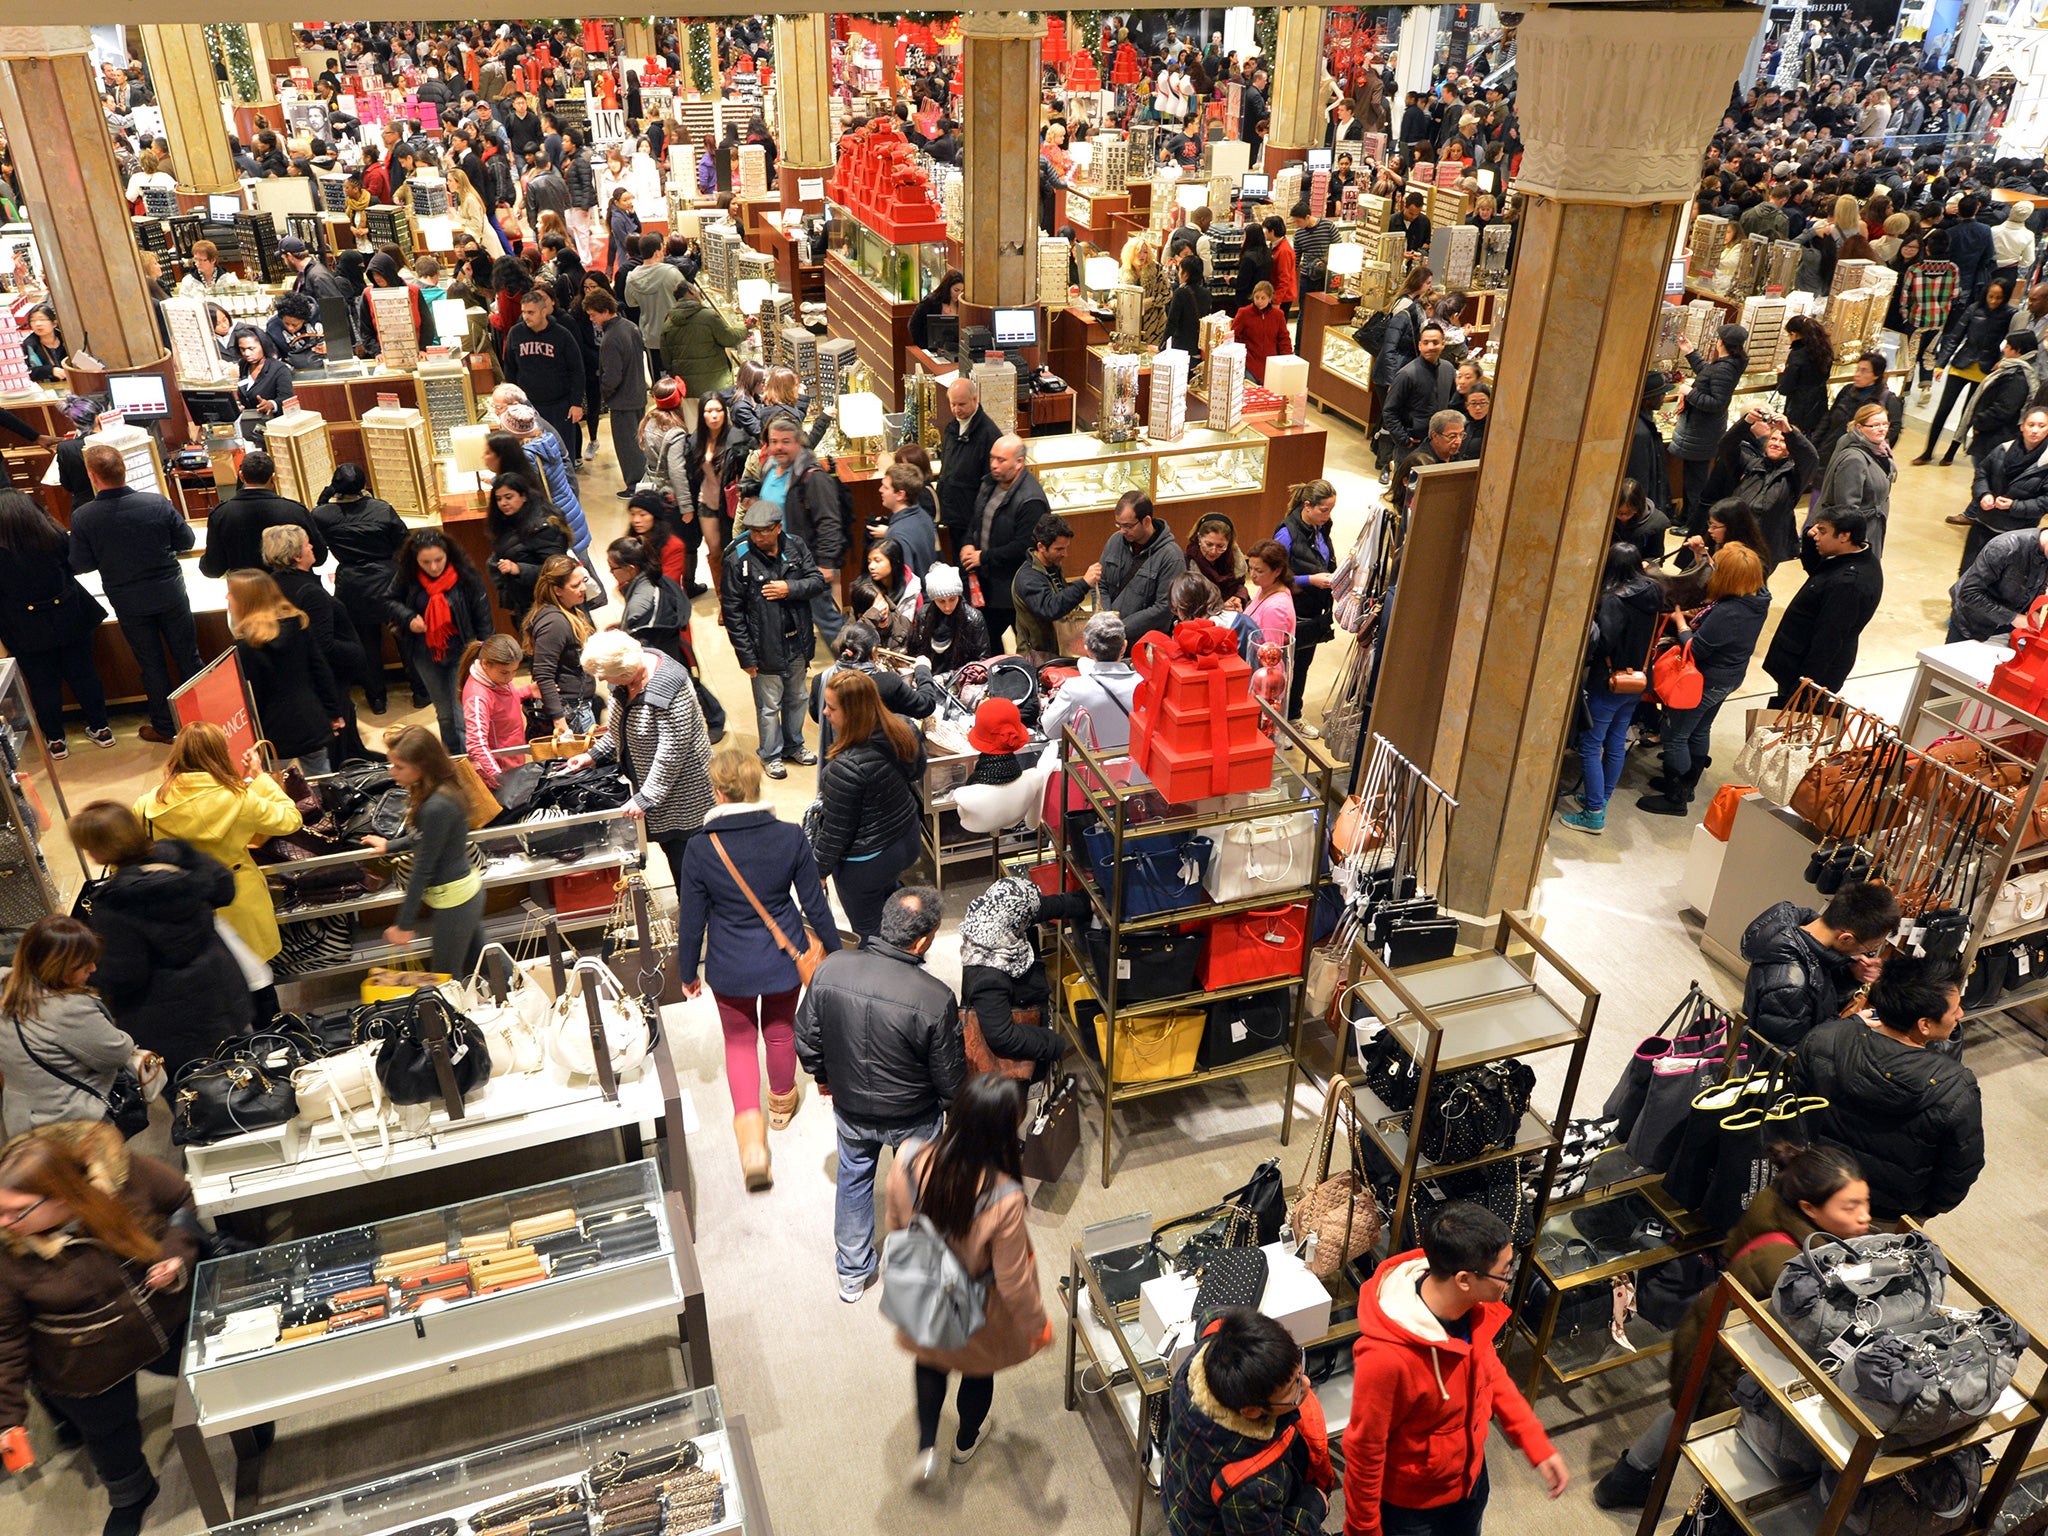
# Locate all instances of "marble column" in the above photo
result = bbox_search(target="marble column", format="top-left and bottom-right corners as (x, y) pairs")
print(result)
(772, 15), (832, 216)
(1264, 7), (1327, 175)
(1431, 4), (1761, 919)
(138, 23), (238, 196)
(959, 10), (1043, 314)
(0, 26), (167, 373)
(622, 21), (657, 64)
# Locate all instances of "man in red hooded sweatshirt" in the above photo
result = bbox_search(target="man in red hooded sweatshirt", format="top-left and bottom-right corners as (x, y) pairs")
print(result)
(1344, 1203), (1568, 1535)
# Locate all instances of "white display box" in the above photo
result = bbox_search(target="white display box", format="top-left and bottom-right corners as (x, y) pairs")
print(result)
(1138, 1241), (1333, 1356)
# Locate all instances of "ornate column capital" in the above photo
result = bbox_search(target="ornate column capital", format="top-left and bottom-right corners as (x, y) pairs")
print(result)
(1513, 5), (1761, 205)
(959, 12), (1045, 42)
(0, 26), (91, 59)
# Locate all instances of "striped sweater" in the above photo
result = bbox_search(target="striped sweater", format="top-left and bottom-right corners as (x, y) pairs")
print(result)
(590, 652), (714, 837)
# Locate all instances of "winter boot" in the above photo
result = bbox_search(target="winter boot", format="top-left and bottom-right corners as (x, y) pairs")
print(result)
(734, 1110), (772, 1191)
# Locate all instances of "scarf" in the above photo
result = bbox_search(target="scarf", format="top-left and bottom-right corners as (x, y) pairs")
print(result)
(418, 563), (462, 660)
(959, 875), (1041, 977)
(1969, 355), (2036, 430)
(1186, 536), (1245, 603)
(967, 752), (1023, 787)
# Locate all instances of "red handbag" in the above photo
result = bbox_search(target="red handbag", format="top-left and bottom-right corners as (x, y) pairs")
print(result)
(1989, 596), (2048, 721)
(1197, 904), (1308, 989)
(1649, 611), (1705, 710)
(550, 869), (617, 916)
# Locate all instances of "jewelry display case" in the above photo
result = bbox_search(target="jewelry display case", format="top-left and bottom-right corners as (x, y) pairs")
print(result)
(827, 204), (946, 304)
(1029, 425), (1271, 517)
(210, 1388), (770, 1536)
(1318, 325), (1375, 391)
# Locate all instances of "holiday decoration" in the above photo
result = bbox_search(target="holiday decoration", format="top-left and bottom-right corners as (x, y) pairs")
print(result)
(1130, 623), (1273, 802)
(688, 24), (715, 93)
(827, 120), (945, 243)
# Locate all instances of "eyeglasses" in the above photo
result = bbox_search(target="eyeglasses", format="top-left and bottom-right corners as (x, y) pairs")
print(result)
(1, 1195), (48, 1228)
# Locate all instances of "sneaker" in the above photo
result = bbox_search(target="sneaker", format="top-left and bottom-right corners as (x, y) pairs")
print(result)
(915, 1447), (940, 1483)
(85, 727), (116, 750)
(45, 739), (67, 760)
(1592, 1452), (1656, 1511)
(952, 1415), (995, 1464)
(838, 1269), (874, 1303)
(790, 746), (819, 766)
(616, 488), (634, 499)
(1558, 807), (1606, 835)
(1295, 722), (1321, 740)
(765, 759), (788, 780)
(138, 724), (174, 745)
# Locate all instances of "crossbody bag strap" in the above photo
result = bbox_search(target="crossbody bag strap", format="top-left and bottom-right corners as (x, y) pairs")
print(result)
(11, 1014), (109, 1106)
(708, 834), (801, 961)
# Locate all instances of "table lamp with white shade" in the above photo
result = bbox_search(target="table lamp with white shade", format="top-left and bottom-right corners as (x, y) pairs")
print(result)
(1264, 355), (1311, 428)
(430, 298), (469, 351)
(736, 277), (773, 363)
(836, 390), (887, 471)
(449, 422), (490, 508)
(1326, 241), (1365, 300)
(1084, 254), (1120, 307)
(1175, 183), (1208, 225)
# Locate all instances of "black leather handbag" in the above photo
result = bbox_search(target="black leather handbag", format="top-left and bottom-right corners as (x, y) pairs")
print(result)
(493, 761), (548, 816)
(1197, 988), (1292, 1068)
(373, 991), (493, 1106)
(1417, 1058), (1537, 1165)
(528, 762), (633, 816)
(1085, 924), (1205, 1003)
(1362, 1026), (1422, 1110)
(1190, 1245), (1269, 1324)
(171, 1054), (298, 1146)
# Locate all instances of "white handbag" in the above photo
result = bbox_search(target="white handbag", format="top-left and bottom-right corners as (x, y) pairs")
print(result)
(446, 943), (549, 1075)
(1204, 811), (1318, 903)
(292, 1040), (383, 1122)
(546, 958), (651, 1081)
(1986, 871), (2048, 937)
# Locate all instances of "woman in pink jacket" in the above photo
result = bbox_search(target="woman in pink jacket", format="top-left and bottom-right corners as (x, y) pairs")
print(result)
(458, 634), (536, 789)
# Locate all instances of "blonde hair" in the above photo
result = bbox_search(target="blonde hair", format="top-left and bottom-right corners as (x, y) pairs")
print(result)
(261, 523), (309, 569)
(763, 367), (802, 406)
(226, 570), (308, 645)
(580, 629), (648, 682)
(155, 721), (244, 800)
(708, 749), (763, 803)
(523, 555), (594, 649)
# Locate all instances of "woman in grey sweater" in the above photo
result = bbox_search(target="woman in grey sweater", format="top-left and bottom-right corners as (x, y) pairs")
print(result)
(360, 727), (484, 975)
(569, 629), (714, 890)
(521, 555), (599, 736)
(0, 918), (134, 1139)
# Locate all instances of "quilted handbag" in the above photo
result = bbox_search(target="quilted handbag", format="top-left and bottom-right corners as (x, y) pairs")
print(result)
(1288, 1082), (1382, 1280)
(1197, 904), (1308, 990)
(1076, 822), (1212, 918)
(1771, 1231), (1948, 1356)
(1819, 1445), (1987, 1536)
(1189, 1246), (1270, 1325)
(1415, 1058), (1536, 1165)
(1362, 1026), (1423, 1111)
(1204, 811), (1317, 903)
(546, 959), (651, 1081)
(1405, 1156), (1539, 1247)
(1847, 1307), (2030, 1445)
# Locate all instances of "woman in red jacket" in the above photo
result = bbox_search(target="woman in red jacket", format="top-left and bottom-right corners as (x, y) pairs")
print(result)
(1230, 281), (1294, 386)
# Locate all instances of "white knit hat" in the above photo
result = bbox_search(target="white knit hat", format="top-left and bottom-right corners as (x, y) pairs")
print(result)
(925, 563), (963, 600)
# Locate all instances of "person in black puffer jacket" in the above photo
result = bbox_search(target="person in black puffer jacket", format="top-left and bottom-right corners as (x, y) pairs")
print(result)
(1740, 884), (1899, 1051)
(1636, 542), (1771, 817)
(1956, 410), (2048, 574)
(1918, 279), (2016, 465)
(1699, 412), (1819, 568)
(811, 670), (926, 941)
(1669, 324), (1749, 532)
(312, 464), (410, 714)
(67, 803), (251, 1077)
(1791, 954), (1984, 1222)
(262, 524), (376, 765)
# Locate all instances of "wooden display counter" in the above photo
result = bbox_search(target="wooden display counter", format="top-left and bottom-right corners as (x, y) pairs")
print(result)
(1302, 293), (1376, 433)
(287, 369), (420, 469)
(824, 251), (916, 411)
(1062, 189), (1127, 253)
(755, 215), (825, 304)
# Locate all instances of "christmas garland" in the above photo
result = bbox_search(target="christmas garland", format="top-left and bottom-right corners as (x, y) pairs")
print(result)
(206, 23), (262, 105)
(688, 22), (715, 92)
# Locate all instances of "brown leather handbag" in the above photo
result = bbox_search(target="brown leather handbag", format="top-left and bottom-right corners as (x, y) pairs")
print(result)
(1790, 741), (1911, 839)
(962, 1008), (1037, 1081)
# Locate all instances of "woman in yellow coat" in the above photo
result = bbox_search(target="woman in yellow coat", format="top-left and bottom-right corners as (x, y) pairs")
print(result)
(132, 723), (301, 970)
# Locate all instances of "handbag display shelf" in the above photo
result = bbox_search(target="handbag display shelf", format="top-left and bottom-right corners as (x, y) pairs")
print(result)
(1062, 1197), (1365, 1536)
(196, 1386), (770, 1536)
(0, 656), (88, 942)
(1049, 715), (1342, 1186)
(172, 1160), (713, 1528)
(183, 894), (697, 1243)
(263, 783), (648, 988)
(1509, 1170), (1716, 1400)
(1332, 914), (1600, 1334)
(1630, 1222), (2048, 1536)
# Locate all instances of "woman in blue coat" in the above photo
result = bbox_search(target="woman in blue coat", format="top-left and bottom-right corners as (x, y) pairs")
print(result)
(677, 749), (841, 1192)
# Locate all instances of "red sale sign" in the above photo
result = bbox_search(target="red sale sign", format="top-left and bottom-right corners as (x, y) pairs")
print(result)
(171, 648), (260, 765)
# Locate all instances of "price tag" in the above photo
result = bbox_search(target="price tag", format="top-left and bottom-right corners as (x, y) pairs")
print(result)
(798, 177), (825, 202)
(376, 392), (400, 407)
(281, 396), (300, 415)
(94, 410), (126, 432)
(1229, 1018), (1248, 1045)
(1117, 959), (1131, 980)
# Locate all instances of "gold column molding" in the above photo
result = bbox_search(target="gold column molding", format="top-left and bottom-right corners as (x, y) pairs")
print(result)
(139, 23), (239, 196)
(773, 15), (833, 173)
(958, 11), (1048, 41)
(0, 26), (91, 58)
(0, 49), (164, 371)
(960, 28), (1041, 310)
(1266, 7), (1328, 151)
(622, 21), (657, 61)
(1513, 4), (1765, 205)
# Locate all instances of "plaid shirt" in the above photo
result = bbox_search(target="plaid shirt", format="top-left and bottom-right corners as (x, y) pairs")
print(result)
(1903, 259), (1959, 335)
(1161, 1345), (1329, 1536)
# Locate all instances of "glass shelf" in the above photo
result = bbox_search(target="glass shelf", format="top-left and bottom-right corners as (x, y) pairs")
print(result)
(1043, 454), (1154, 515)
(1320, 327), (1374, 389)
(828, 204), (947, 304)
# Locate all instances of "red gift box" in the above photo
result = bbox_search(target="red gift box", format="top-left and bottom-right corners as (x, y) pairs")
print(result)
(1130, 624), (1274, 802)
(1198, 904), (1308, 989)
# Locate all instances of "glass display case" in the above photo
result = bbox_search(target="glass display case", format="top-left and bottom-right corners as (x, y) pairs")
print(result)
(213, 1387), (765, 1536)
(1027, 425), (1270, 516)
(183, 1161), (682, 1430)
(0, 657), (85, 949)
(827, 204), (947, 304)
(1320, 326), (1375, 390)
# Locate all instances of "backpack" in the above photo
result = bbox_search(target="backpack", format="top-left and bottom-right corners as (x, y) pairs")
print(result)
(878, 1147), (1018, 1352)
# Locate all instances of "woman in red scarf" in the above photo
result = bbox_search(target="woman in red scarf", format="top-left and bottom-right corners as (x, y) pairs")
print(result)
(384, 531), (495, 753)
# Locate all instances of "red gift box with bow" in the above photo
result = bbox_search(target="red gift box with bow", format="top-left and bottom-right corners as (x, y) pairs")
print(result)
(1130, 624), (1274, 803)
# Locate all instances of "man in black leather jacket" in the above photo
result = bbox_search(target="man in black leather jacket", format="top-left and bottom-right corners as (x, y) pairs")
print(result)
(795, 888), (966, 1302)
(1740, 883), (1899, 1050)
(1950, 525), (2048, 642)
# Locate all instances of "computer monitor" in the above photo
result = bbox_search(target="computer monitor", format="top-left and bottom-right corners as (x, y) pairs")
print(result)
(207, 193), (242, 221)
(184, 388), (243, 425)
(991, 308), (1038, 350)
(1239, 173), (1271, 199)
(108, 373), (170, 419)
(927, 314), (960, 360)
(1306, 148), (1333, 171)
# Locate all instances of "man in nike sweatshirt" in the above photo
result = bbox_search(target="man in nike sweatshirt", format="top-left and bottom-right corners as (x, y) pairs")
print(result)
(500, 289), (584, 455)
(1344, 1204), (1567, 1536)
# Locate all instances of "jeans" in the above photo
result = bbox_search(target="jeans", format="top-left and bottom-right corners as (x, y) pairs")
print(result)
(1627, 1408), (1677, 1472)
(115, 601), (203, 735)
(15, 645), (109, 744)
(915, 1365), (994, 1453)
(834, 1108), (944, 1281)
(1580, 688), (1638, 811)
(424, 887), (486, 975)
(296, 749), (332, 777)
(610, 405), (647, 489)
(42, 1333), (183, 1509)
(751, 652), (809, 761)
(416, 653), (466, 753)
(1662, 674), (1742, 786)
(834, 828), (924, 941)
(563, 699), (597, 735)
(1381, 1465), (1490, 1536)
(716, 987), (799, 1114)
